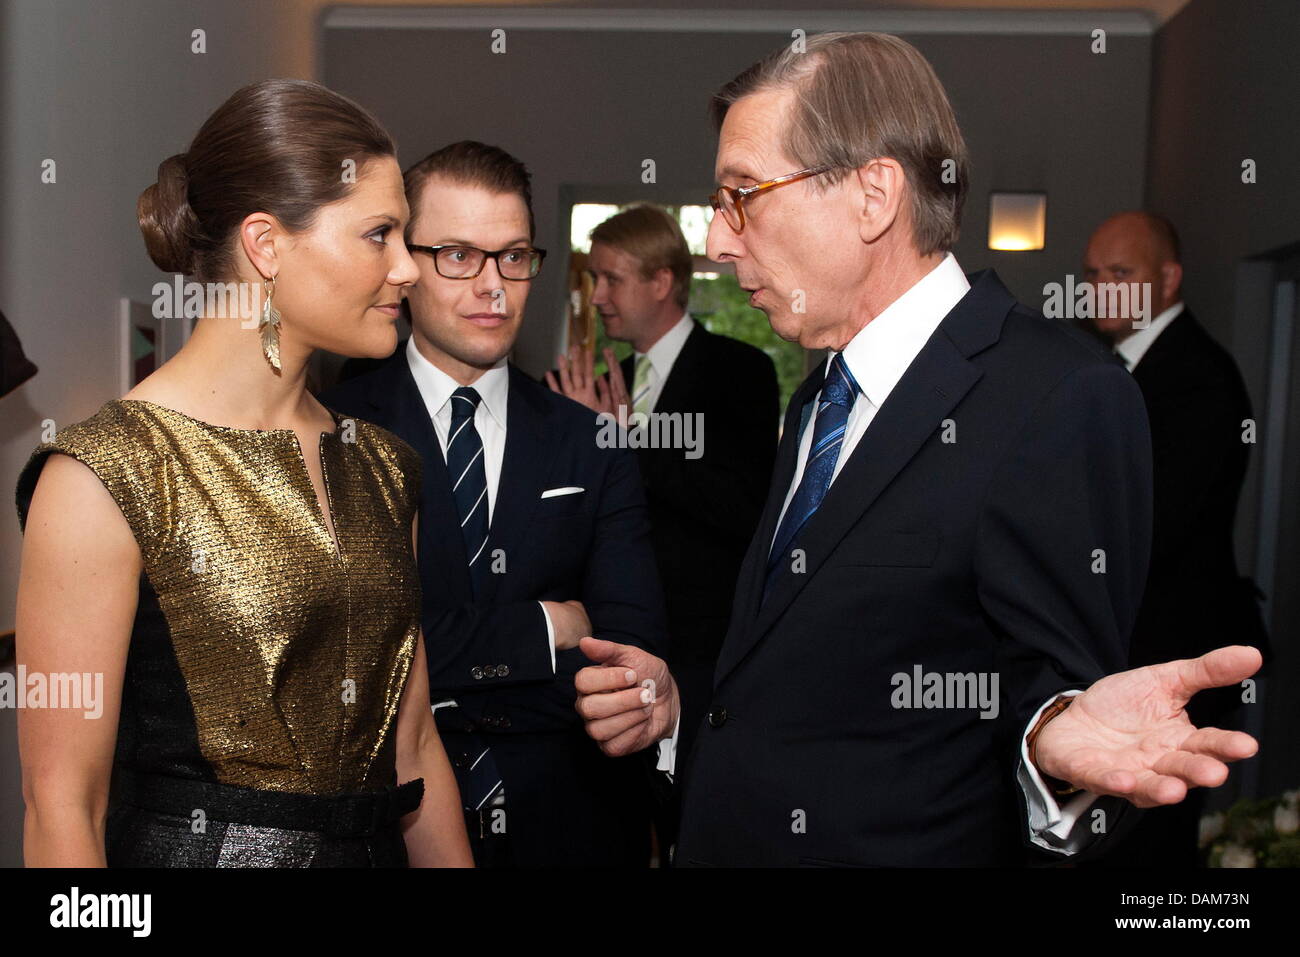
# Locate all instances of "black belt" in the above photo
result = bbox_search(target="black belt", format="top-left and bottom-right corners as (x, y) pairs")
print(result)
(115, 771), (424, 838)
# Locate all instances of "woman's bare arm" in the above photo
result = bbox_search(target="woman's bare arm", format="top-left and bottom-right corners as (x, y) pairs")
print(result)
(15, 453), (139, 866)
(394, 514), (473, 867)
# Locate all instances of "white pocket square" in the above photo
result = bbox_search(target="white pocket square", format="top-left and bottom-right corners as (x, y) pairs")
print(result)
(540, 486), (584, 498)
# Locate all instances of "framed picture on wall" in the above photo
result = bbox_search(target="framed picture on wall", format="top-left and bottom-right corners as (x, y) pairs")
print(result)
(118, 297), (192, 393)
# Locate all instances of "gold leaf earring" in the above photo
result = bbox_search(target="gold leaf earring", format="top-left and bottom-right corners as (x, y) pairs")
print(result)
(260, 275), (282, 373)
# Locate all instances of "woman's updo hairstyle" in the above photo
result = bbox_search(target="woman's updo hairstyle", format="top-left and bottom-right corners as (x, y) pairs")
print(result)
(138, 78), (396, 282)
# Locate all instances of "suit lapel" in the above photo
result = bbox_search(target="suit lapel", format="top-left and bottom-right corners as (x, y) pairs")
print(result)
(1130, 309), (1190, 395)
(650, 321), (707, 414)
(382, 348), (474, 603)
(726, 364), (825, 635)
(713, 270), (1011, 685)
(619, 320), (706, 414)
(477, 366), (552, 604)
(620, 353), (635, 398)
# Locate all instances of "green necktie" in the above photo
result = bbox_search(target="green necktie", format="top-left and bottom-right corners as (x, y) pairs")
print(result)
(632, 354), (654, 414)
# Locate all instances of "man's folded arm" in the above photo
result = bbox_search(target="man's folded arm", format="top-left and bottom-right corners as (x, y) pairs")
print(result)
(421, 599), (556, 693)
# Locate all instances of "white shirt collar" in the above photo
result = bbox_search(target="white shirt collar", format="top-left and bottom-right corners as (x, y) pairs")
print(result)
(1113, 301), (1185, 371)
(638, 310), (695, 376)
(405, 335), (509, 429)
(833, 252), (971, 408)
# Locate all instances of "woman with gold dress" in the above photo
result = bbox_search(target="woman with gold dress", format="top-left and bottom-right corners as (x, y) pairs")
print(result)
(13, 79), (473, 866)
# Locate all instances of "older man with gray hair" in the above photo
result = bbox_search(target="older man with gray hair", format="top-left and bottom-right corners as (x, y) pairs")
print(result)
(574, 32), (1260, 867)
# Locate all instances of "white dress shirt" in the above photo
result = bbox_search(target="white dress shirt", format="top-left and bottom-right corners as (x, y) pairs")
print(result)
(1114, 301), (1184, 371)
(632, 311), (695, 412)
(405, 337), (558, 705)
(657, 253), (1103, 855)
(771, 252), (971, 537)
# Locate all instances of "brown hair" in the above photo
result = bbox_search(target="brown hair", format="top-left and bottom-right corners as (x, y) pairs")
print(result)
(709, 32), (969, 257)
(403, 140), (535, 240)
(589, 205), (693, 310)
(138, 78), (396, 282)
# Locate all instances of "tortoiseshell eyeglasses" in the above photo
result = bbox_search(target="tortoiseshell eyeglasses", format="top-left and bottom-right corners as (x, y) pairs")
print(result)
(708, 165), (837, 233)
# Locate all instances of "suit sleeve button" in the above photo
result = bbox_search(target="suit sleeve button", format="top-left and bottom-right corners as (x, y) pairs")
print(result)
(471, 666), (484, 680)
(498, 664), (510, 677)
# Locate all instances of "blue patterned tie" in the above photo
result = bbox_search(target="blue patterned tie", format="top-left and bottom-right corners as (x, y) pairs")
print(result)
(447, 387), (490, 595)
(765, 353), (860, 599)
(445, 387), (504, 814)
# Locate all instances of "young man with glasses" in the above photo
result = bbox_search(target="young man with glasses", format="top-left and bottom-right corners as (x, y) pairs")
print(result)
(321, 141), (666, 867)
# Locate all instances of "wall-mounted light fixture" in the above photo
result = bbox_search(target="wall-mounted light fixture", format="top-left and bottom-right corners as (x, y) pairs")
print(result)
(988, 192), (1047, 251)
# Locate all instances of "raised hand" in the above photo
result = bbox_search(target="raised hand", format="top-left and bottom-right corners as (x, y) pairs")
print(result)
(601, 347), (632, 414)
(1034, 645), (1262, 808)
(545, 344), (612, 414)
(574, 636), (679, 757)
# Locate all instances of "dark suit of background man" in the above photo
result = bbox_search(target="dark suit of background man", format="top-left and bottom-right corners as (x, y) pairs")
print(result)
(574, 32), (1262, 868)
(322, 142), (666, 867)
(547, 205), (778, 771)
(1081, 211), (1271, 867)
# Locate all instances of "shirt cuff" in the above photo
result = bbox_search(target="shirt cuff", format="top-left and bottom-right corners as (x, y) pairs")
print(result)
(1018, 689), (1103, 855)
(538, 602), (556, 673)
(655, 710), (681, 780)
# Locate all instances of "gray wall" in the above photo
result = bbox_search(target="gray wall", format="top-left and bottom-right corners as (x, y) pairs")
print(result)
(322, 23), (1152, 375)
(1147, 0), (1300, 341)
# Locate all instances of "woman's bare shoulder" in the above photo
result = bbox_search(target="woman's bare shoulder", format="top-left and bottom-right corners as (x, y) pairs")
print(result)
(15, 402), (150, 561)
(22, 450), (140, 563)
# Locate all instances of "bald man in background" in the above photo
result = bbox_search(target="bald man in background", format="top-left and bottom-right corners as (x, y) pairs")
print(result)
(1081, 211), (1270, 866)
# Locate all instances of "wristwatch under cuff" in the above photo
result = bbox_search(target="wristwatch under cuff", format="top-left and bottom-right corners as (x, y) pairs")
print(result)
(1027, 694), (1083, 796)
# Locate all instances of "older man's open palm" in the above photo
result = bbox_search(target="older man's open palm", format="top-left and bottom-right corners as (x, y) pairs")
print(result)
(1033, 645), (1262, 807)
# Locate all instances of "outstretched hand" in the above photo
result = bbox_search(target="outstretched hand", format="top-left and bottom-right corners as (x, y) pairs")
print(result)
(574, 636), (679, 757)
(1034, 645), (1262, 808)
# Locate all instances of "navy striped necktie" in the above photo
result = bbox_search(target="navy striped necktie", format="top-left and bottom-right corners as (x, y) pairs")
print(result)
(765, 353), (861, 599)
(447, 386), (490, 595)
(444, 386), (505, 815)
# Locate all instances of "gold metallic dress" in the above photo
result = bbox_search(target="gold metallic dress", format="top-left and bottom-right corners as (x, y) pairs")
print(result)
(14, 398), (425, 866)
